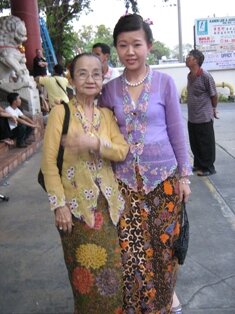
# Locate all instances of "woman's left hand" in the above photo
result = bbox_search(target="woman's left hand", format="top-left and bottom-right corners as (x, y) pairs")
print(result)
(62, 133), (100, 153)
(178, 178), (191, 203)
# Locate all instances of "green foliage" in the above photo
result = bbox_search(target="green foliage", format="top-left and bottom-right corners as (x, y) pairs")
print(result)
(218, 94), (229, 102)
(0, 0), (10, 11)
(150, 41), (170, 64)
(0, 0), (171, 65)
(73, 25), (95, 53)
(171, 43), (193, 60)
(59, 23), (78, 64)
(38, 0), (92, 64)
(74, 24), (119, 66)
(75, 24), (172, 66)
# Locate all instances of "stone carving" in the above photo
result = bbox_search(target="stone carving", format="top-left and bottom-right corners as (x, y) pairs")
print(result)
(0, 15), (30, 83)
(0, 15), (41, 115)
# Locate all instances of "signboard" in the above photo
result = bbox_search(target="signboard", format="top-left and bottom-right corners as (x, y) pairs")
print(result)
(202, 51), (235, 70)
(195, 16), (235, 70)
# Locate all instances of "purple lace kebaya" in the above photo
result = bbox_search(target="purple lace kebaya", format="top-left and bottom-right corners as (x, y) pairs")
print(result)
(98, 68), (192, 193)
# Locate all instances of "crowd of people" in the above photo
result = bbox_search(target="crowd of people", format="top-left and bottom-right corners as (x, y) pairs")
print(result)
(1, 13), (219, 314)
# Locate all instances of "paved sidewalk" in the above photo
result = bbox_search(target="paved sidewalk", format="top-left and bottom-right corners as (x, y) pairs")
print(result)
(0, 103), (235, 314)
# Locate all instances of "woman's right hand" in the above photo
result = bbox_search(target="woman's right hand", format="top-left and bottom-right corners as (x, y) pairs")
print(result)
(178, 178), (191, 203)
(55, 205), (73, 233)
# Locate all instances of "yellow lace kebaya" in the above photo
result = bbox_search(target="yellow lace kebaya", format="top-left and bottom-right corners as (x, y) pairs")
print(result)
(41, 99), (129, 227)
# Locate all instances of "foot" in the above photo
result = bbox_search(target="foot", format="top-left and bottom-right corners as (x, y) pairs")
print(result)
(25, 139), (34, 145)
(17, 143), (27, 148)
(171, 292), (182, 313)
(197, 169), (216, 176)
(0, 138), (14, 146)
(171, 304), (182, 313)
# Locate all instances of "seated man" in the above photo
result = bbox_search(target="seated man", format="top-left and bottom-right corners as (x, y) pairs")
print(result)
(5, 92), (39, 148)
(0, 106), (16, 145)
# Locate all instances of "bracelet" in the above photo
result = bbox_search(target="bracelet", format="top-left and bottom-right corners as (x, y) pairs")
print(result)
(179, 178), (191, 185)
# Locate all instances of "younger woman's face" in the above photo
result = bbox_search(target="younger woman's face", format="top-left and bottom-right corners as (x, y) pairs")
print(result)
(72, 56), (103, 97)
(116, 29), (152, 71)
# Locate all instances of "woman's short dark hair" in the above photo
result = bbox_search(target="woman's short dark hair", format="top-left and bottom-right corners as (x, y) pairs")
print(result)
(69, 52), (102, 80)
(113, 14), (153, 47)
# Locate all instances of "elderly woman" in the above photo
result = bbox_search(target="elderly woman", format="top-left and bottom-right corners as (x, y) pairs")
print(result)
(41, 53), (129, 314)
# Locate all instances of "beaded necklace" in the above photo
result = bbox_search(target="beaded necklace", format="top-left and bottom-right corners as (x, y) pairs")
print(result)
(124, 66), (150, 87)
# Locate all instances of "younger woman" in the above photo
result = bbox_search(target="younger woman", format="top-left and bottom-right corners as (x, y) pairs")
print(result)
(98, 14), (192, 314)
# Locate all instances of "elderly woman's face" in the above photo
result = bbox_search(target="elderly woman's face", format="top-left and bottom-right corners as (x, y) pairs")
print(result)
(72, 56), (103, 97)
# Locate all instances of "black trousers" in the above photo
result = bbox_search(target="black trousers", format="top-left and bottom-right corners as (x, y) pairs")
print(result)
(0, 117), (11, 140)
(188, 120), (216, 173)
(11, 124), (33, 145)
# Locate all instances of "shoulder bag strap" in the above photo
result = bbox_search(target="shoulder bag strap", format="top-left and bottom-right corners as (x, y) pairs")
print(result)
(57, 101), (70, 175)
(54, 77), (67, 96)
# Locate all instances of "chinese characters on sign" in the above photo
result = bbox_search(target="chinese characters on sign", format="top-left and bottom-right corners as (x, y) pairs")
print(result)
(195, 17), (235, 70)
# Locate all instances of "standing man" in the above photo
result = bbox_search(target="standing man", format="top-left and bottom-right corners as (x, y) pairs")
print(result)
(33, 49), (48, 77)
(186, 49), (218, 176)
(92, 43), (120, 84)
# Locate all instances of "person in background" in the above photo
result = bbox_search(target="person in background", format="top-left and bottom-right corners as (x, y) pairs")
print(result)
(92, 42), (120, 84)
(33, 48), (49, 118)
(0, 105), (16, 145)
(5, 93), (39, 148)
(35, 64), (69, 110)
(186, 49), (218, 177)
(40, 52), (129, 314)
(98, 13), (192, 314)
(33, 48), (48, 77)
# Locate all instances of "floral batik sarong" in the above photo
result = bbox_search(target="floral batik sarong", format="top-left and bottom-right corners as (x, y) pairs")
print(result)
(118, 175), (181, 314)
(59, 194), (124, 314)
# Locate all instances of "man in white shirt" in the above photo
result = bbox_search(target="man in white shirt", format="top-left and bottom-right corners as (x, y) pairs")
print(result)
(5, 93), (39, 148)
(92, 43), (120, 84)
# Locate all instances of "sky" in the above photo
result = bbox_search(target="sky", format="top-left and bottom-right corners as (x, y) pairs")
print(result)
(74, 0), (235, 49)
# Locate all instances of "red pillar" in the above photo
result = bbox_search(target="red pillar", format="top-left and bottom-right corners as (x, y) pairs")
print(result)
(11, 0), (42, 73)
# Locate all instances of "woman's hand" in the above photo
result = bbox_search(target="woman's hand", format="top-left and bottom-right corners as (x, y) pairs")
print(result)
(178, 178), (191, 203)
(55, 204), (73, 233)
(62, 133), (100, 154)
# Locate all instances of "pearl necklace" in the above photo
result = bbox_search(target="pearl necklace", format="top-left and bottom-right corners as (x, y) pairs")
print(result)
(124, 67), (149, 87)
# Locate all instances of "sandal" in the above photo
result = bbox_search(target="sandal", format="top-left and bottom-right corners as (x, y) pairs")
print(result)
(171, 304), (182, 314)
